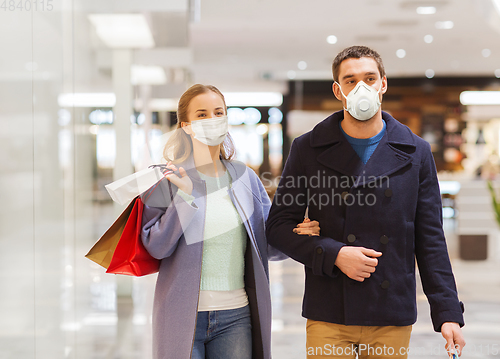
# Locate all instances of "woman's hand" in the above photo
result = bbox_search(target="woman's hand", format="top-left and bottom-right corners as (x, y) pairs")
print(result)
(163, 162), (193, 195)
(293, 218), (321, 236)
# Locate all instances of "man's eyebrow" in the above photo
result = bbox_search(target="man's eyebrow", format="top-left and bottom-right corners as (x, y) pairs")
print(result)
(341, 74), (355, 80)
(365, 72), (378, 76)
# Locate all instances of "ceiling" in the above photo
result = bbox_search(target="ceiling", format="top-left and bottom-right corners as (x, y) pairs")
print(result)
(186, 0), (500, 92)
(5, 0), (498, 100)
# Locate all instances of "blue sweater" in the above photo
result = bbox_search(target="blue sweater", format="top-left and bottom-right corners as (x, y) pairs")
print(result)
(339, 120), (386, 164)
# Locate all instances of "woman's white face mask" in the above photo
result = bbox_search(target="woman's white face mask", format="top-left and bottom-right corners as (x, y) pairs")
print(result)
(190, 115), (228, 146)
(336, 80), (382, 121)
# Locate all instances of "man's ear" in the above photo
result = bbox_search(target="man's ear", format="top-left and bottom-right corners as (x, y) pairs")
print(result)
(380, 76), (388, 95)
(181, 122), (193, 135)
(332, 82), (342, 101)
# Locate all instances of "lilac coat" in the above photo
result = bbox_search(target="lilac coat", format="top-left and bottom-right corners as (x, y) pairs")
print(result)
(141, 157), (283, 359)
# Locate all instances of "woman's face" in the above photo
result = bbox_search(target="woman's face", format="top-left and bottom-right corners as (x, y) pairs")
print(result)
(187, 91), (226, 123)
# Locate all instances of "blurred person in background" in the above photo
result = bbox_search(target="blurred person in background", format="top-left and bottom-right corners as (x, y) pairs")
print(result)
(140, 84), (320, 359)
(266, 46), (465, 359)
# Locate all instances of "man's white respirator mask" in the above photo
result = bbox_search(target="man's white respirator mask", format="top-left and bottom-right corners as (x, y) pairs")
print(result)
(335, 81), (383, 121)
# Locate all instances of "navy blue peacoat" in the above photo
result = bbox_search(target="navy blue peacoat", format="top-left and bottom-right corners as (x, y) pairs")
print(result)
(266, 110), (464, 332)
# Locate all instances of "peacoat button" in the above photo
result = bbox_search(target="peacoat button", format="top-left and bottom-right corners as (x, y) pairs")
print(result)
(316, 247), (323, 255)
(341, 191), (349, 200)
(384, 189), (393, 198)
(380, 235), (389, 244)
(347, 234), (356, 243)
(381, 280), (390, 289)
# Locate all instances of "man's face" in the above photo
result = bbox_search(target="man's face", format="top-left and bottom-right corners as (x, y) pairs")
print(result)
(332, 57), (387, 108)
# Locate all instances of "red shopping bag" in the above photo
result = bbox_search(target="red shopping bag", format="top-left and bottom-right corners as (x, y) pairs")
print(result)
(106, 196), (160, 276)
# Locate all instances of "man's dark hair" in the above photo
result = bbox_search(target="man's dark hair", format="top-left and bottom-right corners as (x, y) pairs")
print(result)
(332, 46), (386, 83)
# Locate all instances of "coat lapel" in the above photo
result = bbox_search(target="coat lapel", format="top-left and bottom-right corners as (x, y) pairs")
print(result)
(354, 134), (412, 188)
(311, 111), (416, 187)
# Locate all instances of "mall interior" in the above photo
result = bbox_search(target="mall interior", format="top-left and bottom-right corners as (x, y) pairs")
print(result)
(1, 0), (500, 358)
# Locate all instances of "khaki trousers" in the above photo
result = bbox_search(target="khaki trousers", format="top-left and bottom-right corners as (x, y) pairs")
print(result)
(306, 319), (412, 359)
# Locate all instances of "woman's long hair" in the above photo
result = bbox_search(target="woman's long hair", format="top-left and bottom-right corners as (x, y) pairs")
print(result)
(163, 84), (236, 163)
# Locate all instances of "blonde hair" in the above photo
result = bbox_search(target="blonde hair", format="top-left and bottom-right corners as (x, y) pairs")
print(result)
(163, 84), (236, 163)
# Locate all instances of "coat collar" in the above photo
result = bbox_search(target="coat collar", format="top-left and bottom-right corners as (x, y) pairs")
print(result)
(310, 110), (415, 148)
(313, 111), (416, 184)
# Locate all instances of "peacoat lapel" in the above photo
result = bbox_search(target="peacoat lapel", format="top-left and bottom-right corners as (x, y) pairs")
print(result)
(312, 111), (416, 188)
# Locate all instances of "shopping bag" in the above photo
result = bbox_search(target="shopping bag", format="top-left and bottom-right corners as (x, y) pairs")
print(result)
(105, 166), (164, 205)
(85, 199), (136, 269)
(106, 196), (160, 276)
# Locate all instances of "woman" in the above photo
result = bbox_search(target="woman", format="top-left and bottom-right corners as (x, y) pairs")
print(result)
(141, 84), (320, 359)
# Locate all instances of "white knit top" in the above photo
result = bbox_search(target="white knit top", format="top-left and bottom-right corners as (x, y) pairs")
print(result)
(177, 170), (248, 311)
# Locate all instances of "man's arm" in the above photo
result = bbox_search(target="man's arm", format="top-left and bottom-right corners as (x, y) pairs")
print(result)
(266, 138), (346, 277)
(414, 142), (465, 353)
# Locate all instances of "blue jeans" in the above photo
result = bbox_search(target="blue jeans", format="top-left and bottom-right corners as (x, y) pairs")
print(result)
(191, 305), (252, 359)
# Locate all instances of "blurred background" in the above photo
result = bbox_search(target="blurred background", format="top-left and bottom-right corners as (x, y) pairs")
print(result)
(1, 0), (500, 358)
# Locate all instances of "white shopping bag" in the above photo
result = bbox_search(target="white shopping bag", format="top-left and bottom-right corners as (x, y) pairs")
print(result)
(105, 166), (164, 205)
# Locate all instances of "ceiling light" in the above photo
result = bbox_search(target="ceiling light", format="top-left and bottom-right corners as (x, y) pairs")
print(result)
(89, 109), (113, 125)
(416, 6), (436, 14)
(268, 107), (283, 124)
(495, 69), (500, 78)
(298, 61), (308, 70)
(131, 65), (167, 85)
(223, 92), (283, 107)
(482, 48), (492, 58)
(88, 14), (155, 48)
(58, 93), (116, 107)
(460, 91), (500, 105)
(227, 108), (245, 125)
(243, 108), (262, 125)
(435, 21), (454, 29)
(396, 49), (406, 58)
(327, 35), (338, 44)
(287, 70), (296, 79)
(424, 34), (434, 43)
(425, 69), (435, 78)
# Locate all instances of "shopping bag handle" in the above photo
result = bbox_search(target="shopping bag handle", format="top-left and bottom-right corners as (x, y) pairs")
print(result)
(142, 166), (175, 205)
(148, 164), (181, 176)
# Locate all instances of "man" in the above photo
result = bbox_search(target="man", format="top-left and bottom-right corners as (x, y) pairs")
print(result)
(266, 46), (465, 359)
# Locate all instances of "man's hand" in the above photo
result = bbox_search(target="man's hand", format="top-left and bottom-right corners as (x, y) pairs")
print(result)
(441, 322), (465, 357)
(293, 218), (321, 236)
(334, 246), (382, 281)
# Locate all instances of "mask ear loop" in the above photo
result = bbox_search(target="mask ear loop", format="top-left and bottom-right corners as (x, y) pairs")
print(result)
(334, 81), (348, 99)
(334, 81), (350, 112)
(374, 80), (383, 106)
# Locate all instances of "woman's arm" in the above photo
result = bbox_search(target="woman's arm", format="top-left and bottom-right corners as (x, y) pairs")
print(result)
(141, 176), (199, 260)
